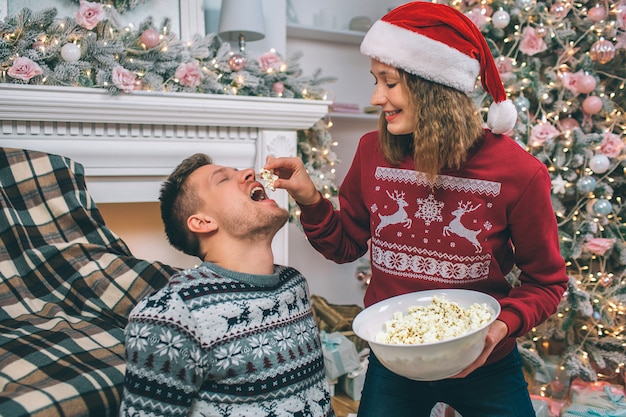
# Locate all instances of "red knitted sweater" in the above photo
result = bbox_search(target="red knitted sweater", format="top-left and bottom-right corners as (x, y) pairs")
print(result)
(299, 129), (567, 364)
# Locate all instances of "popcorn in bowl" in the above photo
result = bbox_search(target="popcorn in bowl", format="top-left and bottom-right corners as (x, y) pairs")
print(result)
(258, 168), (278, 191)
(352, 289), (501, 380)
(376, 295), (493, 345)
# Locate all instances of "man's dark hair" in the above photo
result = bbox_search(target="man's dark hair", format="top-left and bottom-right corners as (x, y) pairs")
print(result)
(159, 153), (213, 257)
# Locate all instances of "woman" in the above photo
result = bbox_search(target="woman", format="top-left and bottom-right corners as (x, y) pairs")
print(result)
(266, 3), (567, 416)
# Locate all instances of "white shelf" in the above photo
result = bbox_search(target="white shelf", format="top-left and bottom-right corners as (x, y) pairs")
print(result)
(286, 23), (365, 45)
(329, 112), (379, 121)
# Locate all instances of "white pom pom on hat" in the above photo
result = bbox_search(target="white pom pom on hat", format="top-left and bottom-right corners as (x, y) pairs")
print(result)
(360, 2), (517, 135)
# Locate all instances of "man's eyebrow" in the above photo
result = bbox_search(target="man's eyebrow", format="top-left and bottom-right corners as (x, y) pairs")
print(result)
(209, 166), (238, 181)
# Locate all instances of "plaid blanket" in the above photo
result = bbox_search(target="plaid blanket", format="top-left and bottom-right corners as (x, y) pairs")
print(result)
(0, 148), (179, 417)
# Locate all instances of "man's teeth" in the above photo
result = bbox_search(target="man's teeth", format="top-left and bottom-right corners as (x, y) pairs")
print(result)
(251, 186), (266, 201)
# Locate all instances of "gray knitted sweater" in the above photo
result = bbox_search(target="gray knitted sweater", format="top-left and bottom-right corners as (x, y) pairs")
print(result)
(120, 262), (334, 417)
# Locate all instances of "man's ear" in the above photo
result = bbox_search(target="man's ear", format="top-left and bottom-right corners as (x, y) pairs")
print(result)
(187, 213), (218, 234)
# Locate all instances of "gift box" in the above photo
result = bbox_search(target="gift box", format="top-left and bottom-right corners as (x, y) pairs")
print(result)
(430, 403), (461, 417)
(569, 378), (626, 411)
(532, 397), (550, 417)
(321, 331), (361, 380)
(312, 295), (368, 352)
(327, 377), (337, 397)
(562, 403), (626, 416)
(530, 394), (567, 417)
(427, 398), (554, 417)
(339, 357), (368, 401)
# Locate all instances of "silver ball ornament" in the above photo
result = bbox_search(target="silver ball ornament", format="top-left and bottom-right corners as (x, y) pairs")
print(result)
(513, 96), (530, 112)
(61, 43), (81, 62)
(592, 198), (612, 216)
(492, 9), (511, 29)
(589, 154), (610, 174)
(576, 176), (596, 193)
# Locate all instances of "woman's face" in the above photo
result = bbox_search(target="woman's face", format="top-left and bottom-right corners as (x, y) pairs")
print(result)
(369, 59), (414, 136)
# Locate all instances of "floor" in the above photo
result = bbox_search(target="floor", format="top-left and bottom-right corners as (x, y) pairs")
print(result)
(331, 393), (359, 417)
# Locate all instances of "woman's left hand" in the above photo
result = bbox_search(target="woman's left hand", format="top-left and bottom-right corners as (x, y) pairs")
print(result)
(449, 320), (508, 378)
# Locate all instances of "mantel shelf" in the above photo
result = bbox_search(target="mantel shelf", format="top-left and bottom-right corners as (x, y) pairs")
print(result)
(0, 84), (331, 130)
(0, 84), (331, 265)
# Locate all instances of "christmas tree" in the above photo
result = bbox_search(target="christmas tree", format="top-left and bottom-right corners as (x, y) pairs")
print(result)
(448, 0), (625, 392)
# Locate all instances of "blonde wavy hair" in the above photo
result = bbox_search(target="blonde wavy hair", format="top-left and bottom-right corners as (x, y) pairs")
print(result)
(378, 70), (485, 183)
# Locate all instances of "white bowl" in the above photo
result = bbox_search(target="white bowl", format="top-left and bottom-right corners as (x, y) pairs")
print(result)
(352, 289), (500, 381)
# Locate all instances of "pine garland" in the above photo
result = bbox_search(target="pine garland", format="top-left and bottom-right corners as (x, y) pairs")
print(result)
(71, 0), (148, 13)
(0, 4), (339, 216)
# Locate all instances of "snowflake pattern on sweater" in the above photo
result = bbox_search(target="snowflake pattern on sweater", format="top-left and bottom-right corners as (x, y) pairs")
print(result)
(371, 167), (497, 283)
(120, 262), (334, 417)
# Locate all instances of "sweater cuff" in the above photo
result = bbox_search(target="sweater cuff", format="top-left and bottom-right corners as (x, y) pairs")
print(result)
(497, 309), (523, 338)
(298, 192), (333, 225)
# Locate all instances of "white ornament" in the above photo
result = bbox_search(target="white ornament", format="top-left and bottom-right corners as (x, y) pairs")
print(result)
(61, 43), (81, 62)
(551, 174), (567, 195)
(492, 9), (511, 29)
(589, 154), (610, 174)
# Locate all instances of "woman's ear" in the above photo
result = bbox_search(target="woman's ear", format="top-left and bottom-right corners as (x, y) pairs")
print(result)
(187, 213), (217, 234)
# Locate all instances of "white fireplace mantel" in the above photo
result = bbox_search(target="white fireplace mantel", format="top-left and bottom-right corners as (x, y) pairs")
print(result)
(0, 83), (331, 264)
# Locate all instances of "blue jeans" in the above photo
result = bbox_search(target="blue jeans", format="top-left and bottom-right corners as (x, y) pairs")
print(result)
(357, 346), (535, 417)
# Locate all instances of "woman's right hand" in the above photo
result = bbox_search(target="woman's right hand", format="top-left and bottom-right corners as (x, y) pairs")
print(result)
(264, 156), (321, 206)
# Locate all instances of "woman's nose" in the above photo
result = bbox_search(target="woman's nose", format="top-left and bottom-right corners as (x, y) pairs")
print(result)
(370, 86), (386, 106)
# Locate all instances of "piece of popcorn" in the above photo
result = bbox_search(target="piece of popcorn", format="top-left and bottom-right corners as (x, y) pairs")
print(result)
(259, 168), (278, 191)
(376, 296), (493, 345)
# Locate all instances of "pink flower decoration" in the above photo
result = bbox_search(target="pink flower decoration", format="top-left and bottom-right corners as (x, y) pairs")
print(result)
(519, 26), (548, 56)
(583, 237), (616, 256)
(8, 57), (43, 82)
(495, 56), (515, 83)
(561, 70), (583, 95)
(529, 123), (559, 146)
(258, 51), (283, 72)
(111, 65), (136, 93)
(76, 0), (105, 30)
(466, 7), (489, 30)
(175, 61), (204, 88)
(616, 2), (626, 29)
(598, 132), (625, 158)
(616, 33), (626, 50)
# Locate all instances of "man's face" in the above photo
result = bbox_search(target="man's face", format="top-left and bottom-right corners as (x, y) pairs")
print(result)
(187, 164), (289, 240)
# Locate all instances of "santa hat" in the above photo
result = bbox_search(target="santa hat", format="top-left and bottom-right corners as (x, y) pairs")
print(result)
(360, 2), (517, 134)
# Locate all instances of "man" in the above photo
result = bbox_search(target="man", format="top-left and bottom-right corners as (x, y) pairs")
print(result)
(120, 153), (334, 417)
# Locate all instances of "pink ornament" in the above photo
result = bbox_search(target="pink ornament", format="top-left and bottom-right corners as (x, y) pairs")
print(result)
(550, 1), (570, 19)
(577, 74), (597, 94)
(273, 82), (285, 95)
(141, 29), (160, 48)
(582, 96), (603, 114)
(228, 54), (246, 71)
(587, 4), (607, 22)
(558, 117), (580, 132)
(590, 38), (616, 64)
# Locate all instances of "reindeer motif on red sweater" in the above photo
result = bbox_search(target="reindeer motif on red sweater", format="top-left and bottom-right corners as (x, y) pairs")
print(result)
(443, 201), (483, 253)
(375, 190), (412, 237)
